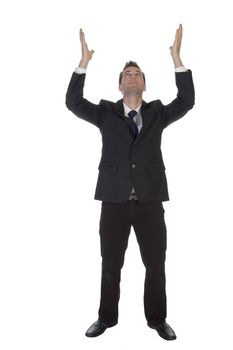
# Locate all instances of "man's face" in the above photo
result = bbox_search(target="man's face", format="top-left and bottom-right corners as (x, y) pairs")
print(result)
(119, 66), (146, 96)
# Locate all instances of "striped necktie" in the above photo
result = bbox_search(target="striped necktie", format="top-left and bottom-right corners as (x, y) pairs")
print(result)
(128, 110), (138, 138)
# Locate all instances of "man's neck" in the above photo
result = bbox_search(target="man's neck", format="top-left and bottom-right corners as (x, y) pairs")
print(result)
(123, 95), (143, 110)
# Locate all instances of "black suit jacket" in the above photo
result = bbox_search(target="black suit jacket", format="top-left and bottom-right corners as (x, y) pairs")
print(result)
(65, 70), (195, 203)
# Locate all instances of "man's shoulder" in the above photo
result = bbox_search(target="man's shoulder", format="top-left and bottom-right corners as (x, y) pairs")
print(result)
(143, 99), (163, 110)
(98, 99), (164, 115)
(99, 99), (124, 114)
(99, 99), (162, 107)
(99, 99), (115, 107)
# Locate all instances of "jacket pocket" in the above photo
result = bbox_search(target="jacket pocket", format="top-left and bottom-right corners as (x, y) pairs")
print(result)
(98, 161), (118, 174)
(147, 161), (165, 173)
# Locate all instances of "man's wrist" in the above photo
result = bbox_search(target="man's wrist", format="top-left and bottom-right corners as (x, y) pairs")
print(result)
(74, 61), (187, 75)
(172, 55), (183, 68)
(78, 58), (90, 69)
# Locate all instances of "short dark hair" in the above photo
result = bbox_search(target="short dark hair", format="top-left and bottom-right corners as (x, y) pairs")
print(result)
(119, 61), (146, 84)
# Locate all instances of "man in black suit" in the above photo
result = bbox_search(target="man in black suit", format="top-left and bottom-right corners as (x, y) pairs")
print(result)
(66, 24), (195, 340)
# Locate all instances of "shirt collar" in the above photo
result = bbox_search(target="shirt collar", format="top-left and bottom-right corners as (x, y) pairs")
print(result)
(123, 102), (142, 116)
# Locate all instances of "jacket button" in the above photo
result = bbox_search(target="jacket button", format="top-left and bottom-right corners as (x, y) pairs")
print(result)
(132, 164), (136, 168)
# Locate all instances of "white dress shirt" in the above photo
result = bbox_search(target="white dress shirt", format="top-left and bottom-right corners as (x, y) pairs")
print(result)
(123, 103), (143, 132)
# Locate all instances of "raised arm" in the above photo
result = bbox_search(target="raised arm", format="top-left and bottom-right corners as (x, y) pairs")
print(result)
(66, 29), (102, 128)
(162, 24), (195, 128)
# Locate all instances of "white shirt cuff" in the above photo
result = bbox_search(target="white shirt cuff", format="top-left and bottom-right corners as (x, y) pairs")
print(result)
(175, 66), (187, 72)
(74, 67), (86, 74)
(75, 66), (187, 74)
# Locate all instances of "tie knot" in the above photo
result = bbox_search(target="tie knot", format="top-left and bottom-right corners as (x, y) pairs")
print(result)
(128, 110), (137, 119)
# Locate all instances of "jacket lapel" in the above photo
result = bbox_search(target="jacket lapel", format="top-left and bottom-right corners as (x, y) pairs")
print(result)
(111, 99), (154, 143)
(112, 99), (125, 119)
(112, 99), (135, 139)
(134, 101), (153, 145)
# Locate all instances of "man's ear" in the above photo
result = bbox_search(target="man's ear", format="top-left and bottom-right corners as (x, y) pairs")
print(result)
(119, 84), (123, 92)
(143, 84), (146, 92)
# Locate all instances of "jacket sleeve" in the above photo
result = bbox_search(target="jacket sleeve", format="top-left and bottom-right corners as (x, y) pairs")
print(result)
(162, 70), (195, 128)
(65, 72), (103, 128)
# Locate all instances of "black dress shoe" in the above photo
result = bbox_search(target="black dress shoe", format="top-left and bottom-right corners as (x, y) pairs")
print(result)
(85, 319), (116, 337)
(148, 321), (177, 340)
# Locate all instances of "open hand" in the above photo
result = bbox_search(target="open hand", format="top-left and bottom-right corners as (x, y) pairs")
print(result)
(170, 24), (182, 58)
(169, 24), (184, 68)
(79, 28), (94, 68)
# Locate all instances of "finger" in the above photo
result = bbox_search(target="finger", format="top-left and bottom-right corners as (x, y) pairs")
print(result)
(175, 25), (182, 43)
(79, 28), (84, 42)
(80, 28), (86, 43)
(175, 24), (181, 35)
(178, 24), (183, 37)
(177, 24), (182, 31)
(174, 28), (179, 42)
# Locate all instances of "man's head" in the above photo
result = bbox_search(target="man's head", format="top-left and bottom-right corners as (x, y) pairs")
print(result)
(119, 61), (146, 97)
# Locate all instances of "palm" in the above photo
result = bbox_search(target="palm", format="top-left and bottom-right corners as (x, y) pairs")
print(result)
(80, 28), (94, 61)
(170, 24), (182, 57)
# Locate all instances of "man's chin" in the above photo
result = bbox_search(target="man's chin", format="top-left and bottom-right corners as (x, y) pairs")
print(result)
(126, 87), (142, 94)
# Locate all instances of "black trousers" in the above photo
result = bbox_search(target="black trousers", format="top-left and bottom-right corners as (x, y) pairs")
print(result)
(98, 200), (167, 326)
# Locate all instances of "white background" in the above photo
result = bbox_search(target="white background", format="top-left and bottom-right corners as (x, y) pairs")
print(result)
(1, 0), (233, 349)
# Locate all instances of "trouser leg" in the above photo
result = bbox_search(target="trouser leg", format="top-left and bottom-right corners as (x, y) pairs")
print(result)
(98, 201), (131, 325)
(132, 202), (167, 325)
